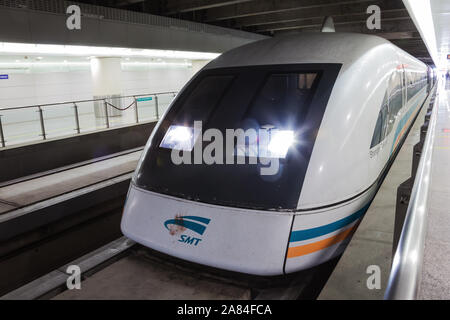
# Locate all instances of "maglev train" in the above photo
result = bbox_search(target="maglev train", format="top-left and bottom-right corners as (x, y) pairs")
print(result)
(121, 33), (431, 276)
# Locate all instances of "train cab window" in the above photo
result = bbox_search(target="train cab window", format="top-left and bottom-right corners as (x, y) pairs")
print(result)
(171, 75), (235, 124)
(370, 70), (401, 150)
(135, 63), (342, 210)
(244, 73), (318, 129)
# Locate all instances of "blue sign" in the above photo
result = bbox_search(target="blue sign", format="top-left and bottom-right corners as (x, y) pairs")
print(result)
(0, 75), (8, 80)
(136, 96), (152, 102)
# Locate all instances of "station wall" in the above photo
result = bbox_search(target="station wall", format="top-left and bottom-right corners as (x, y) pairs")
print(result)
(0, 66), (194, 109)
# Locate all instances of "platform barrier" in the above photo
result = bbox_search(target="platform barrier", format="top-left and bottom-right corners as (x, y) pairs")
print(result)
(385, 83), (439, 299)
(0, 91), (177, 148)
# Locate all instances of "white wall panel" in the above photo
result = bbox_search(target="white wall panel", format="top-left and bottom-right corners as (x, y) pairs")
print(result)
(0, 67), (194, 109)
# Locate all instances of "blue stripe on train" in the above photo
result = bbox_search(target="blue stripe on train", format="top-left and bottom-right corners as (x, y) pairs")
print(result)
(289, 90), (427, 244)
(289, 202), (371, 243)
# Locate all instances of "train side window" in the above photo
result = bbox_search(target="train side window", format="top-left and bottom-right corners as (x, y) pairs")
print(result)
(370, 111), (383, 148)
(380, 104), (388, 141)
(371, 102), (388, 149)
(407, 71), (426, 100)
(387, 71), (403, 136)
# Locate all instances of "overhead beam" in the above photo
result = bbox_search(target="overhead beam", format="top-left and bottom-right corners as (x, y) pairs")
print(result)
(116, 0), (145, 6)
(204, 0), (375, 22)
(417, 57), (433, 63)
(391, 38), (427, 47)
(274, 19), (417, 37)
(396, 44), (430, 53)
(253, 9), (410, 33)
(232, 0), (404, 28)
(165, 0), (254, 14)
(377, 31), (419, 40)
(266, 17), (415, 33)
(400, 43), (428, 53)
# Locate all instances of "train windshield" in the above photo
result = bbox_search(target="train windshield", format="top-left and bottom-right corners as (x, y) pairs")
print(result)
(135, 64), (341, 210)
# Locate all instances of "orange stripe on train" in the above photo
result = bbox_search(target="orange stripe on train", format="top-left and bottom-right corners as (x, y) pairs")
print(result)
(287, 224), (358, 258)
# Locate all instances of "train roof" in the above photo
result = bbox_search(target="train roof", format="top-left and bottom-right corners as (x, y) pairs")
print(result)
(205, 32), (425, 69)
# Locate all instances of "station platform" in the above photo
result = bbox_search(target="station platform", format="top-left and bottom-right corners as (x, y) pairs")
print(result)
(418, 80), (450, 299)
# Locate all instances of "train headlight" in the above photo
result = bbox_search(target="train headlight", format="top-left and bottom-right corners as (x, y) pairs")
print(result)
(267, 130), (294, 158)
(160, 125), (197, 151)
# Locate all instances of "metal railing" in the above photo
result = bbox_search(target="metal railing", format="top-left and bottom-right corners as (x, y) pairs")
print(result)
(0, 91), (177, 148)
(384, 84), (439, 299)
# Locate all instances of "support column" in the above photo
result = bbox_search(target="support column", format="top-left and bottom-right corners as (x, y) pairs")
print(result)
(90, 57), (122, 118)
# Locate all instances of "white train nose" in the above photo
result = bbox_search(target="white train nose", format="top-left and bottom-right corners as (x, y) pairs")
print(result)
(121, 184), (293, 276)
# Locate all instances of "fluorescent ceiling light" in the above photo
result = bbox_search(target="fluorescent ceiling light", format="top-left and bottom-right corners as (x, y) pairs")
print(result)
(402, 0), (440, 67)
(0, 61), (191, 67)
(0, 42), (220, 60)
(0, 61), (90, 67)
(123, 61), (191, 66)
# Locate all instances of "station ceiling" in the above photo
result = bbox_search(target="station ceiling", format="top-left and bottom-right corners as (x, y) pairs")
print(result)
(80, 0), (434, 65)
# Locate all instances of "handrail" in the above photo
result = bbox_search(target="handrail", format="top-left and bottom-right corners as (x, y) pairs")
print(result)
(384, 84), (439, 299)
(0, 90), (178, 148)
(0, 91), (177, 111)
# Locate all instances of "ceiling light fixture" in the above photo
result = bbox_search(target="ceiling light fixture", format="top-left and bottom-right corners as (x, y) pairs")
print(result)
(402, 0), (440, 67)
(0, 42), (220, 60)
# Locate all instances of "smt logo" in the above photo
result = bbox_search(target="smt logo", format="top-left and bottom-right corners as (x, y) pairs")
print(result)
(164, 215), (210, 246)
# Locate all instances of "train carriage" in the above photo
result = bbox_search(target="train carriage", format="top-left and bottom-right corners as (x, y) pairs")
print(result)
(121, 32), (430, 275)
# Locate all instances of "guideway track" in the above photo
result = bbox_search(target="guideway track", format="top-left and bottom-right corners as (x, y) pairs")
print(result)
(2, 237), (340, 300)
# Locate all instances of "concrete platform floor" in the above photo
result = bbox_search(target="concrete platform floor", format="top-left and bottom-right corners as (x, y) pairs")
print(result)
(419, 81), (450, 299)
(0, 150), (141, 215)
(318, 91), (432, 299)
